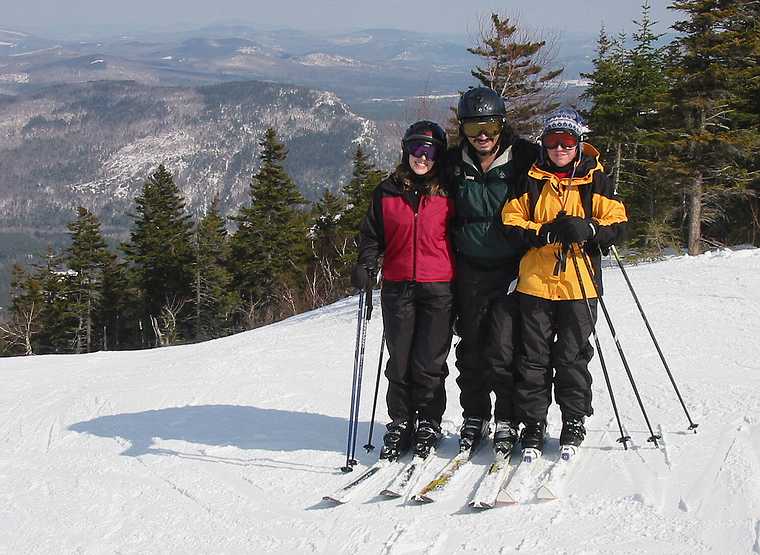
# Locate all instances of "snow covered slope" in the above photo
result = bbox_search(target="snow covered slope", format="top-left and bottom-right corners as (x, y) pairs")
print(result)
(2, 249), (759, 554)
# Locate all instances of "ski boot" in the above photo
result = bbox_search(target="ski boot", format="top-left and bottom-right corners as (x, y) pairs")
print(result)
(459, 416), (490, 452)
(492, 420), (519, 458)
(559, 417), (586, 461)
(379, 420), (412, 461)
(520, 421), (546, 463)
(413, 419), (441, 459)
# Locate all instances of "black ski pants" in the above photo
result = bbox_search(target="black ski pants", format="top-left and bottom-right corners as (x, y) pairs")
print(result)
(381, 280), (454, 426)
(515, 293), (597, 423)
(454, 257), (520, 422)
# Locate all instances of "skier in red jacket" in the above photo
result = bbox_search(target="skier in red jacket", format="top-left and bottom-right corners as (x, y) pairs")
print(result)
(352, 120), (455, 460)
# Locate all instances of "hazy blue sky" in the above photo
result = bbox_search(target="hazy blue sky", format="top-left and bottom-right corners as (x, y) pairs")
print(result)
(2, 0), (680, 37)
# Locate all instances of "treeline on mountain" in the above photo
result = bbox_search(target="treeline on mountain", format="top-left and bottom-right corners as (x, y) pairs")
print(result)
(1, 0), (758, 355)
(0, 130), (383, 355)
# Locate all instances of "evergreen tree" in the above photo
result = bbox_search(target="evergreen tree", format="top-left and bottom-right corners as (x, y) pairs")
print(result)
(65, 207), (111, 353)
(623, 3), (675, 249)
(97, 256), (136, 351)
(661, 0), (760, 254)
(583, 3), (675, 252)
(341, 146), (383, 233)
(34, 249), (78, 354)
(122, 164), (194, 343)
(192, 197), (238, 340)
(581, 27), (628, 150)
(468, 13), (564, 134)
(229, 128), (306, 326)
(306, 189), (348, 307)
(340, 145), (384, 270)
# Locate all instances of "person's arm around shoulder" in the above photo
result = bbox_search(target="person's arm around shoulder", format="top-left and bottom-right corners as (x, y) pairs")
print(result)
(510, 137), (540, 178)
(502, 171), (557, 249)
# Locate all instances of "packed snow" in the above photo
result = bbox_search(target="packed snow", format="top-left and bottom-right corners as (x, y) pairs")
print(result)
(1, 249), (759, 554)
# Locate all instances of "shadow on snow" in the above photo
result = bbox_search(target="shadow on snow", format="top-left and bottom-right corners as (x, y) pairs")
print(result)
(69, 404), (374, 459)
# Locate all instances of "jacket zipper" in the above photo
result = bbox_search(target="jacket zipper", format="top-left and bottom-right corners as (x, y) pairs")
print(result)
(412, 200), (419, 281)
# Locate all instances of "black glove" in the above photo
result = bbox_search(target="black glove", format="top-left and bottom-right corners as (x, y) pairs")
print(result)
(350, 263), (376, 290)
(554, 216), (596, 245)
(538, 220), (564, 245)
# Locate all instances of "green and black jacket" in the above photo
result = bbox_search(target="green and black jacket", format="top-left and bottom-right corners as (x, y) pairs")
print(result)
(449, 138), (538, 268)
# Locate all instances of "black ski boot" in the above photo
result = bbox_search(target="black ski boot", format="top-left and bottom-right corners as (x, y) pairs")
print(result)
(493, 420), (519, 457)
(414, 419), (441, 459)
(559, 417), (586, 448)
(520, 421), (547, 453)
(379, 420), (412, 461)
(459, 416), (490, 452)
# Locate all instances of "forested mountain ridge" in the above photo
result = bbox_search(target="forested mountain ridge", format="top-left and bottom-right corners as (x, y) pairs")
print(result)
(0, 79), (394, 237)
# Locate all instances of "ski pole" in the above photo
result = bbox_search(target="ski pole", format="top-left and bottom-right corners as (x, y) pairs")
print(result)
(341, 290), (366, 472)
(579, 249), (662, 447)
(568, 245), (630, 450)
(364, 328), (385, 453)
(610, 246), (698, 432)
(349, 272), (377, 462)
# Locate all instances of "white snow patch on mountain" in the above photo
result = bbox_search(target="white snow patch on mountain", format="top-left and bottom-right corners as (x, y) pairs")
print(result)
(297, 53), (360, 67)
(0, 73), (29, 83)
(71, 131), (198, 198)
(2, 249), (759, 553)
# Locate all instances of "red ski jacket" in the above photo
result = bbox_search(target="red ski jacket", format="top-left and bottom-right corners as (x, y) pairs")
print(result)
(357, 175), (455, 282)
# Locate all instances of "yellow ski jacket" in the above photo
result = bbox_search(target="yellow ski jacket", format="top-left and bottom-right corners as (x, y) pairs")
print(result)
(501, 143), (627, 301)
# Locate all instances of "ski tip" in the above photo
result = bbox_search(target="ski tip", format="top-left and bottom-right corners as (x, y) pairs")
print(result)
(495, 491), (518, 505)
(322, 496), (346, 505)
(411, 495), (434, 504)
(535, 486), (558, 501)
(379, 489), (401, 498)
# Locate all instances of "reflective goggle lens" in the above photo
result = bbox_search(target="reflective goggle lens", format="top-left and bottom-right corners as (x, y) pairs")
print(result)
(407, 140), (439, 161)
(542, 132), (578, 149)
(462, 120), (503, 138)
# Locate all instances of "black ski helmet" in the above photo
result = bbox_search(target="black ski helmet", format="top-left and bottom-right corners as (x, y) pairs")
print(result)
(457, 87), (507, 122)
(401, 120), (447, 157)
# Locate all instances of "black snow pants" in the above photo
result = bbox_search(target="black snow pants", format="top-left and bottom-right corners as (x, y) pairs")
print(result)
(381, 280), (455, 426)
(515, 293), (597, 423)
(454, 256), (521, 422)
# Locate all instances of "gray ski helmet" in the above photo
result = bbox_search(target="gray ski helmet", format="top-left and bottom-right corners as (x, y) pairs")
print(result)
(457, 87), (507, 121)
(541, 108), (590, 139)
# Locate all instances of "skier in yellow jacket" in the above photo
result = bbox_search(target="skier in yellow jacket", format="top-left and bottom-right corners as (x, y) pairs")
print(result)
(502, 108), (627, 457)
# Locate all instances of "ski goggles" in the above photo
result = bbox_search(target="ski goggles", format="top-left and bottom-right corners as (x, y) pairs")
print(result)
(542, 132), (579, 150)
(406, 140), (440, 161)
(461, 119), (503, 138)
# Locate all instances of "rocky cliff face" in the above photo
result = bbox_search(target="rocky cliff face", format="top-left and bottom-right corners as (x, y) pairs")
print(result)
(0, 79), (395, 236)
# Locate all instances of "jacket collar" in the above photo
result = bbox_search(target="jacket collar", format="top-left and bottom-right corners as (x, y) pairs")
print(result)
(529, 143), (603, 184)
(462, 142), (513, 174)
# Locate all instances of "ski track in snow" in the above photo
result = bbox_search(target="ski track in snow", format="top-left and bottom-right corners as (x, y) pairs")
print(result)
(1, 249), (760, 553)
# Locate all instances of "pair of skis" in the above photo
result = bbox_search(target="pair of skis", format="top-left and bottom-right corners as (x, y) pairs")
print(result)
(471, 445), (579, 508)
(323, 442), (479, 505)
(323, 442), (579, 507)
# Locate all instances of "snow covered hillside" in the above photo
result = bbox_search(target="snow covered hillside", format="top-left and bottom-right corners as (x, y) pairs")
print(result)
(2, 249), (760, 554)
